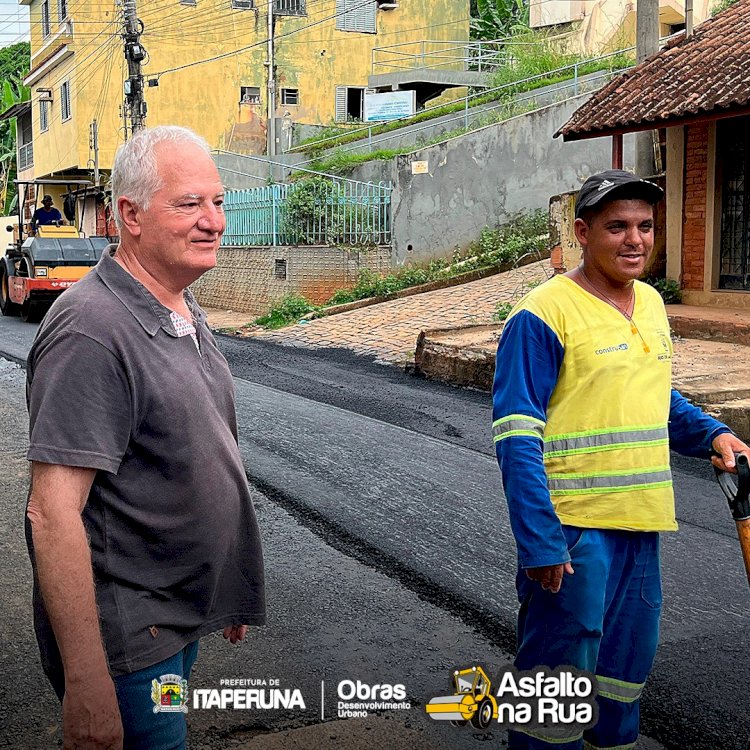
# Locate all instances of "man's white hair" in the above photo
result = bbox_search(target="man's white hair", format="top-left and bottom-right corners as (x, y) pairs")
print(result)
(110, 125), (212, 228)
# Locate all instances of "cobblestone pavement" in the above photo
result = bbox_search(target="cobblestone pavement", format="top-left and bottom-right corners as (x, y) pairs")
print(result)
(241, 261), (553, 364)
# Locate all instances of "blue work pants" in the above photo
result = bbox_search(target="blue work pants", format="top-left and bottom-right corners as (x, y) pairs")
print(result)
(508, 528), (662, 750)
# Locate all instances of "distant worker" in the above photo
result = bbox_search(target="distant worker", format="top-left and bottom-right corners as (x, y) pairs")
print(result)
(31, 195), (63, 232)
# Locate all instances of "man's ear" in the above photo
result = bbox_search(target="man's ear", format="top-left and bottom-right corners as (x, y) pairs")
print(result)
(574, 217), (589, 248)
(117, 197), (141, 237)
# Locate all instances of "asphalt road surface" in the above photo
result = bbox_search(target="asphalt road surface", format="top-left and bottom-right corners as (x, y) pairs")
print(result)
(1, 316), (748, 749)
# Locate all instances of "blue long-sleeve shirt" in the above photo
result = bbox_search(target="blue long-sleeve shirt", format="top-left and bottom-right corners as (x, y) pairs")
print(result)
(493, 307), (731, 569)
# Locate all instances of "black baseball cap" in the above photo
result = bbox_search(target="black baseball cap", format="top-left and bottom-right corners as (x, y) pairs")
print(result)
(575, 170), (664, 219)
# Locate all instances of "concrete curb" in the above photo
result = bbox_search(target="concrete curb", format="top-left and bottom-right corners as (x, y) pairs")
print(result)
(302, 250), (550, 322)
(414, 322), (750, 440)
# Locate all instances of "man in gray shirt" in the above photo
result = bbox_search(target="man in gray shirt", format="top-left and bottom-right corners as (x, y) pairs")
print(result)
(25, 126), (265, 749)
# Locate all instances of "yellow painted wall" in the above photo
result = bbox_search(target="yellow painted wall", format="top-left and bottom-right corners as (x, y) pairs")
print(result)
(25, 0), (470, 179)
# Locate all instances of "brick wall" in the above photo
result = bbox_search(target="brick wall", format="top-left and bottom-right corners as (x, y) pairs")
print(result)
(190, 245), (392, 315)
(682, 123), (709, 291)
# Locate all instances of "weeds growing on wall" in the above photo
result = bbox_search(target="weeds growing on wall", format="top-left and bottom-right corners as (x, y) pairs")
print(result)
(254, 295), (319, 329)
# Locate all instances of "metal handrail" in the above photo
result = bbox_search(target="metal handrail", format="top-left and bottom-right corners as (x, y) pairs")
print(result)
(290, 46), (636, 155)
(292, 67), (630, 171)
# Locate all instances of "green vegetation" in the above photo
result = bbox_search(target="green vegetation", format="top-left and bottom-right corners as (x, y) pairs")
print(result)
(254, 295), (318, 329)
(302, 101), (535, 177)
(487, 35), (633, 97)
(293, 39), (632, 160)
(644, 277), (682, 304)
(253, 211), (549, 329)
(471, 0), (529, 40)
(711, 0), (740, 14)
(0, 42), (31, 214)
(493, 302), (513, 321)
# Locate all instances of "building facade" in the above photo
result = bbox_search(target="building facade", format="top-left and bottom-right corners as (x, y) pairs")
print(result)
(17, 0), (469, 190)
(531, 0), (714, 54)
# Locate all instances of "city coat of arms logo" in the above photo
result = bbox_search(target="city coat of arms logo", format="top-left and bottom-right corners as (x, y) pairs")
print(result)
(151, 674), (189, 713)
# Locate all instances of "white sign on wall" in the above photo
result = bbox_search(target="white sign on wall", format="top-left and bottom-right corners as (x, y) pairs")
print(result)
(363, 90), (417, 122)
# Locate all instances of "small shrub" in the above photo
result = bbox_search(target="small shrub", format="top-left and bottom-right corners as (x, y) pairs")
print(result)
(493, 302), (514, 322)
(644, 277), (682, 305)
(255, 295), (317, 329)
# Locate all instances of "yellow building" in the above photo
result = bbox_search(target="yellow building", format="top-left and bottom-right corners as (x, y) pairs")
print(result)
(17, 0), (469, 199)
(530, 0), (715, 54)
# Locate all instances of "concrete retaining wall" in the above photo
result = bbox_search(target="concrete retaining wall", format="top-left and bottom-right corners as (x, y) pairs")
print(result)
(191, 244), (391, 315)
(346, 95), (635, 265)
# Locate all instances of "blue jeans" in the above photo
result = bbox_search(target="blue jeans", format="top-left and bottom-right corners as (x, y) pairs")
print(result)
(509, 528), (662, 750)
(114, 641), (200, 750)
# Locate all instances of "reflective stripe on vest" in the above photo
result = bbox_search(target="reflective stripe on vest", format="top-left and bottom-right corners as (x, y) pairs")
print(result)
(547, 466), (672, 495)
(584, 741), (636, 750)
(596, 675), (645, 704)
(544, 425), (669, 458)
(493, 414), (546, 442)
(516, 725), (585, 744)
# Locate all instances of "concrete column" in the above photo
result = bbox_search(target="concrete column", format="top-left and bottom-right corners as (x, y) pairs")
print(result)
(636, 0), (660, 176)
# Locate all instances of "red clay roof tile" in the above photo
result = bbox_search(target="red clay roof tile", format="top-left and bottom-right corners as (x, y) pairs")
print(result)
(556, 0), (750, 140)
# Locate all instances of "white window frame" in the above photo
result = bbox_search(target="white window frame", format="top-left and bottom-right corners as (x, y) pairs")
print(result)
(336, 0), (377, 33)
(39, 99), (50, 132)
(57, 0), (68, 22)
(281, 88), (299, 106)
(41, 0), (51, 38)
(60, 80), (71, 122)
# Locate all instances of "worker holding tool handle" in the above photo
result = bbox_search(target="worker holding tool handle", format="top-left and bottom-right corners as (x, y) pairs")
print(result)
(492, 170), (750, 750)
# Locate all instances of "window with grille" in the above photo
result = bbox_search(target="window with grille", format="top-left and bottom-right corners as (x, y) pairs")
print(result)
(719, 117), (750, 291)
(60, 80), (71, 122)
(240, 86), (261, 104)
(40, 99), (50, 132)
(57, 0), (68, 21)
(274, 259), (287, 279)
(281, 88), (299, 105)
(274, 0), (306, 15)
(336, 0), (377, 32)
(41, 0), (50, 38)
(232, 0), (253, 7)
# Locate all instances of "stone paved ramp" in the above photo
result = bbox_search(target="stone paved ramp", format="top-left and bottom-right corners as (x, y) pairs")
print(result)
(244, 260), (553, 364)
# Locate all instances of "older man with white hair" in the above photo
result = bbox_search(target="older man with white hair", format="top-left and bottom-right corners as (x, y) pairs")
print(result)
(25, 126), (266, 749)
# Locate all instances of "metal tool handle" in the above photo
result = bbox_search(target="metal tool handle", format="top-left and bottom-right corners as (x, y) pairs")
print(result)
(715, 453), (750, 521)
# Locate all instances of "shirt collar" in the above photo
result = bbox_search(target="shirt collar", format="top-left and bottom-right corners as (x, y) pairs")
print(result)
(95, 246), (207, 337)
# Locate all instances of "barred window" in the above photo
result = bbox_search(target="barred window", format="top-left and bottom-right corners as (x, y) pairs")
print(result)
(41, 0), (50, 38)
(719, 117), (750, 291)
(40, 99), (50, 132)
(60, 80), (71, 122)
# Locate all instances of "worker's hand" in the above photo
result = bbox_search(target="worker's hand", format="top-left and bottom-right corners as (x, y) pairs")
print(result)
(711, 433), (750, 474)
(526, 562), (574, 594)
(62, 673), (123, 749)
(222, 624), (249, 644)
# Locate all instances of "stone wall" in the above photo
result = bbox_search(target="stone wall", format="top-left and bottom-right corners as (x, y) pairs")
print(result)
(190, 244), (392, 315)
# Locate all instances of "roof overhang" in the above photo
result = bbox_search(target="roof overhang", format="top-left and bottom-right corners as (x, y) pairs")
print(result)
(558, 102), (750, 142)
(0, 100), (31, 121)
(25, 45), (74, 88)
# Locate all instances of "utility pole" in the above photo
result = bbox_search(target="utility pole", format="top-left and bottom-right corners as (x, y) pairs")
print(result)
(122, 0), (147, 136)
(89, 119), (100, 186)
(266, 1), (276, 160)
(635, 0), (659, 176)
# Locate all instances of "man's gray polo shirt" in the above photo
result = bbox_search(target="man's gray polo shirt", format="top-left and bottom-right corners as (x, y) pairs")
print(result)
(26, 249), (265, 680)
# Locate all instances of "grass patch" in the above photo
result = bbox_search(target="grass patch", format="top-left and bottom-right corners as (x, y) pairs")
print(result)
(300, 101), (535, 177)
